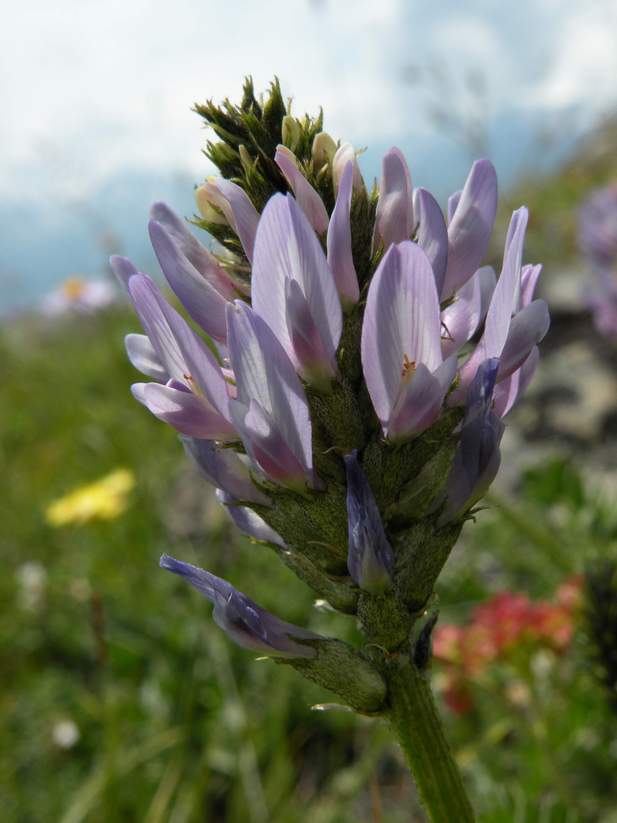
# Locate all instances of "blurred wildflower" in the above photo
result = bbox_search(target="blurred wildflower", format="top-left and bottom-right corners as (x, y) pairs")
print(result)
(434, 578), (582, 713)
(51, 719), (80, 749)
(16, 561), (47, 610)
(45, 469), (135, 526)
(40, 276), (116, 317)
(578, 183), (617, 336)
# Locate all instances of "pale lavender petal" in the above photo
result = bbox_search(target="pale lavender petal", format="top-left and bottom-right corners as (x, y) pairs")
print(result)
(125, 333), (168, 382)
(493, 346), (539, 418)
(520, 263), (542, 308)
(441, 159), (498, 299)
(388, 357), (456, 440)
(413, 187), (448, 294)
(447, 191), (462, 223)
(477, 265), (497, 319)
(150, 202), (238, 300)
(200, 179), (260, 262)
(251, 194), (342, 372)
(440, 273), (483, 357)
(361, 241), (443, 429)
(455, 207), (529, 398)
(327, 161), (359, 306)
(148, 220), (229, 343)
(216, 490), (284, 546)
(285, 278), (336, 381)
(127, 274), (188, 381)
(344, 452), (394, 592)
(275, 145), (329, 234)
(230, 399), (310, 488)
(226, 302), (313, 485)
(332, 142), (364, 193)
(497, 300), (549, 381)
(181, 437), (270, 505)
(374, 147), (414, 250)
(134, 382), (235, 439)
(127, 273), (232, 425)
(110, 255), (138, 290)
(160, 555), (317, 657)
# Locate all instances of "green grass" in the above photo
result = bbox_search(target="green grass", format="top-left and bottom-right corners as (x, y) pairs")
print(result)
(2, 305), (617, 822)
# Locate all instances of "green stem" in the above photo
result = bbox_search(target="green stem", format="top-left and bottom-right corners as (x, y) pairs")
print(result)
(384, 655), (475, 822)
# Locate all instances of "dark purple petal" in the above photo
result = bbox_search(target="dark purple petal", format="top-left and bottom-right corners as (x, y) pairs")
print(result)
(440, 358), (505, 523)
(160, 555), (317, 657)
(344, 452), (394, 593)
(441, 159), (498, 299)
(327, 161), (359, 306)
(216, 490), (284, 546)
(413, 187), (448, 294)
(275, 145), (329, 234)
(148, 220), (229, 342)
(181, 437), (270, 504)
(150, 202), (238, 300)
(374, 147), (414, 250)
(251, 194), (342, 376)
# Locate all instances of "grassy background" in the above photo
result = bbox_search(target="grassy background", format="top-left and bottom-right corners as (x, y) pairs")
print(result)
(3, 126), (617, 821)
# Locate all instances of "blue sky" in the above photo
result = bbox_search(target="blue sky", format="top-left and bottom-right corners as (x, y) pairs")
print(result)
(2, 0), (617, 310)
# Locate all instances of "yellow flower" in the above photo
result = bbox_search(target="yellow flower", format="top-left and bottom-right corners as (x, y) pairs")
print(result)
(45, 469), (135, 526)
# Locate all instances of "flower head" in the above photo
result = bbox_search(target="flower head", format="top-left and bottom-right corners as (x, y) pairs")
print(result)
(117, 83), (549, 684)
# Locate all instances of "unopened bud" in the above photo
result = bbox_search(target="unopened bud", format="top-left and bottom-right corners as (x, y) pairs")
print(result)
(312, 132), (337, 170)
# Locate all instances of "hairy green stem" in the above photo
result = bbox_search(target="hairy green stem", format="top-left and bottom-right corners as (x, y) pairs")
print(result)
(384, 655), (475, 822)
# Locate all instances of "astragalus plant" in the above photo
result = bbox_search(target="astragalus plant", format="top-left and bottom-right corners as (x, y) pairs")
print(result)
(111, 79), (549, 821)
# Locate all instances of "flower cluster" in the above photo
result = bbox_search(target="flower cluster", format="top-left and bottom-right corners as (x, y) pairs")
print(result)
(111, 82), (549, 706)
(434, 578), (582, 714)
(578, 183), (617, 336)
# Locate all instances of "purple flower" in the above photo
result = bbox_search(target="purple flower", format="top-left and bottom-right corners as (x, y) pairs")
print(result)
(160, 555), (318, 657)
(126, 274), (236, 440)
(361, 241), (457, 439)
(439, 358), (505, 524)
(226, 300), (315, 489)
(251, 193), (342, 385)
(452, 208), (549, 403)
(440, 159), (498, 300)
(345, 452), (394, 593)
